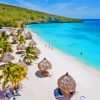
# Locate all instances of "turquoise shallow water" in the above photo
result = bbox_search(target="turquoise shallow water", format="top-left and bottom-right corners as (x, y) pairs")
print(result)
(26, 19), (100, 71)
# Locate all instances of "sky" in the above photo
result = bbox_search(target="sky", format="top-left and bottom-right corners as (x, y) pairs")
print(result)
(0, 0), (100, 19)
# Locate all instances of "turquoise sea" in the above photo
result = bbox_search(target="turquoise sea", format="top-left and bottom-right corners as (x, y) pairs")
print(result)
(26, 19), (100, 71)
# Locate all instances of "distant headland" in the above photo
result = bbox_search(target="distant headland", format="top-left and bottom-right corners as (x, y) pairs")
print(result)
(0, 3), (83, 28)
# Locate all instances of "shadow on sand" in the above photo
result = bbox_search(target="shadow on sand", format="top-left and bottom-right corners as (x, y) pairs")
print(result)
(11, 42), (17, 44)
(15, 51), (25, 55)
(35, 70), (48, 78)
(0, 59), (2, 63)
(57, 95), (72, 100)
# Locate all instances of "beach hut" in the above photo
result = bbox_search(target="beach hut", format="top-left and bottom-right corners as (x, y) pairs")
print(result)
(17, 43), (25, 51)
(2, 53), (14, 63)
(25, 32), (32, 40)
(57, 72), (76, 95)
(29, 39), (37, 47)
(38, 58), (52, 76)
(34, 47), (41, 56)
(12, 35), (18, 43)
(17, 60), (28, 69)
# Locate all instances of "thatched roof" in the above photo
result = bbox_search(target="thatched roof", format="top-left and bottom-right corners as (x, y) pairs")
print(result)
(29, 39), (37, 47)
(25, 32), (32, 40)
(34, 47), (41, 55)
(2, 53), (14, 62)
(12, 35), (18, 42)
(57, 72), (76, 94)
(38, 58), (52, 71)
(17, 43), (25, 50)
(19, 28), (24, 32)
(17, 60), (28, 68)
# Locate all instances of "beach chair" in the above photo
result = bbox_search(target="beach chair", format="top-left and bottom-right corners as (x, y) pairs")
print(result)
(54, 88), (64, 99)
(6, 92), (13, 98)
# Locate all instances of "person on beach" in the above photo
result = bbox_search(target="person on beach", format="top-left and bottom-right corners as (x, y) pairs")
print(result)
(80, 51), (82, 55)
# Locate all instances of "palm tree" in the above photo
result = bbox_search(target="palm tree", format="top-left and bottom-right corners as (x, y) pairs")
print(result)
(0, 31), (9, 41)
(0, 40), (13, 57)
(0, 32), (10, 58)
(0, 62), (27, 90)
(22, 46), (36, 64)
(3, 34), (9, 41)
(21, 22), (25, 29)
(10, 32), (14, 36)
(17, 29), (22, 36)
(1, 31), (6, 37)
(18, 35), (26, 44)
(12, 35), (18, 44)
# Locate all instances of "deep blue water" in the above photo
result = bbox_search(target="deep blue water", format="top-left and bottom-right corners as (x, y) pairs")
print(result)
(26, 19), (100, 71)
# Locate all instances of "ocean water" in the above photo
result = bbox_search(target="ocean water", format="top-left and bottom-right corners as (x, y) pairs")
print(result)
(26, 19), (100, 71)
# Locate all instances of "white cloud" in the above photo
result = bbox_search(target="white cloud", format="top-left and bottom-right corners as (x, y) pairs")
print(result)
(67, 6), (100, 18)
(42, 3), (73, 15)
(50, 3), (71, 10)
(45, 3), (100, 18)
(15, 0), (72, 13)
(16, 0), (41, 10)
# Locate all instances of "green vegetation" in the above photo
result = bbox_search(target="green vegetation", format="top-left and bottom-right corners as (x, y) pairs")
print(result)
(18, 35), (26, 44)
(17, 29), (22, 36)
(0, 62), (27, 90)
(22, 46), (37, 65)
(0, 30), (27, 90)
(0, 32), (13, 57)
(0, 3), (83, 27)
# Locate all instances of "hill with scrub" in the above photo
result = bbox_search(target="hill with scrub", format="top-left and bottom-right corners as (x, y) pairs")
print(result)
(0, 3), (83, 27)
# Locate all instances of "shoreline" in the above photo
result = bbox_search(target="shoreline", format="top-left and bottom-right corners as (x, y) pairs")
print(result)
(1, 27), (99, 100)
(28, 28), (100, 75)
(21, 28), (100, 100)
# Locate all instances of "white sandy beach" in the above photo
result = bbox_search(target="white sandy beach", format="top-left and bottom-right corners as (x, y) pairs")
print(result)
(20, 30), (100, 100)
(1, 29), (100, 100)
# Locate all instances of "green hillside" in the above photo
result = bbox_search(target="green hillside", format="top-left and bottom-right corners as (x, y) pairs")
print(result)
(0, 3), (83, 27)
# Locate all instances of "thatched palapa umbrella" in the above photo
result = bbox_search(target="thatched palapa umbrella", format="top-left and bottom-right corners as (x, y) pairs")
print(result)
(19, 28), (24, 32)
(38, 58), (52, 71)
(17, 43), (25, 50)
(17, 60), (28, 69)
(57, 72), (76, 95)
(34, 47), (41, 56)
(38, 58), (52, 76)
(12, 35), (18, 43)
(29, 39), (37, 47)
(25, 32), (32, 40)
(2, 53), (14, 63)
